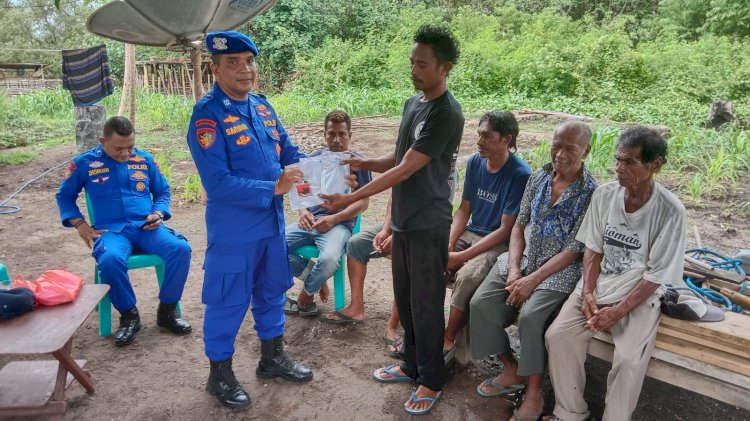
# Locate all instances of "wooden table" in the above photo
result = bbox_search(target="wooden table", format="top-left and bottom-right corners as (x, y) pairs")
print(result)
(0, 284), (109, 420)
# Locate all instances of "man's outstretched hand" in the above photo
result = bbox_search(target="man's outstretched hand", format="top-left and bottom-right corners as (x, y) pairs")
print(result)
(319, 193), (352, 212)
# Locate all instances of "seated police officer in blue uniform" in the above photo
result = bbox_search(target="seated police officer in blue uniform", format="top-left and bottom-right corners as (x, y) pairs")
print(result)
(187, 31), (314, 410)
(56, 116), (192, 347)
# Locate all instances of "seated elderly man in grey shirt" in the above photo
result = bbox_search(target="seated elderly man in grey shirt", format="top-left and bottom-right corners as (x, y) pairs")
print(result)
(469, 120), (598, 421)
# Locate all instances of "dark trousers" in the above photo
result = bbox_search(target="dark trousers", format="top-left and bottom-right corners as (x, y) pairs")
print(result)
(392, 227), (449, 391)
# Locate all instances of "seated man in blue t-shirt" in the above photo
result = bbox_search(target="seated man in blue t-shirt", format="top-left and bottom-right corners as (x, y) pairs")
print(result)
(443, 111), (531, 360)
(284, 110), (372, 315)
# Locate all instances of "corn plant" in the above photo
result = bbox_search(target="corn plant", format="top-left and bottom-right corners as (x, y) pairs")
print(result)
(181, 174), (202, 202)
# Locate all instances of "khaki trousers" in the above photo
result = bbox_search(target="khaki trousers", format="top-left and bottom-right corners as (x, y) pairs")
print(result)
(545, 293), (661, 421)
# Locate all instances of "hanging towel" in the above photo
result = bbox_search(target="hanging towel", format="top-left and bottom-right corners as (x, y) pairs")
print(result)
(61, 44), (115, 107)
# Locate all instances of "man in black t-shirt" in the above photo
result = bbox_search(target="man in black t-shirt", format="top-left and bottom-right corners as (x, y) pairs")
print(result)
(321, 25), (464, 415)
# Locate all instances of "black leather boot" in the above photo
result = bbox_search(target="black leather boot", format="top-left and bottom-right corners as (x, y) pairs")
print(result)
(114, 307), (141, 347)
(156, 302), (192, 334)
(256, 335), (313, 382)
(206, 358), (251, 409)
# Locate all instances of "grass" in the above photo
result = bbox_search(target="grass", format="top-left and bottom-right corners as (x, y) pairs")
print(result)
(2, 87), (748, 208)
(0, 150), (38, 165)
(181, 174), (202, 202)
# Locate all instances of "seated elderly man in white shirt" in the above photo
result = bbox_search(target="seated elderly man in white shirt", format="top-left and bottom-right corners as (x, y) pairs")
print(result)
(544, 126), (686, 421)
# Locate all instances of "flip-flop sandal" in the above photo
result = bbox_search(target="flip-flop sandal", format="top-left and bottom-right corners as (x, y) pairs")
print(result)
(476, 377), (526, 397)
(320, 310), (364, 325)
(404, 389), (443, 415)
(385, 336), (404, 358)
(511, 408), (543, 421)
(298, 301), (317, 317)
(372, 364), (413, 383)
(443, 347), (457, 365)
(283, 297), (299, 315)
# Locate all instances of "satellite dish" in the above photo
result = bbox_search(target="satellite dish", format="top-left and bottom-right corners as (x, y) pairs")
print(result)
(86, 0), (278, 50)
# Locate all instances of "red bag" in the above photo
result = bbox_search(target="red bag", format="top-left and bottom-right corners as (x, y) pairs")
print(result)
(12, 269), (84, 306)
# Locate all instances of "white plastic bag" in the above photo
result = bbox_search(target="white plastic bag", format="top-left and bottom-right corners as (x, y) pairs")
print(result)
(319, 151), (351, 195)
(287, 159), (324, 210)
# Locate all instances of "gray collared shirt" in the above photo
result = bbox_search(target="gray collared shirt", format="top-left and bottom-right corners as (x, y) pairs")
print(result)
(496, 163), (598, 294)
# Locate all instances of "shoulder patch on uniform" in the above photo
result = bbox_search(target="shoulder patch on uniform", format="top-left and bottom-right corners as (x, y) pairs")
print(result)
(66, 161), (77, 178)
(195, 118), (217, 127)
(197, 128), (217, 150)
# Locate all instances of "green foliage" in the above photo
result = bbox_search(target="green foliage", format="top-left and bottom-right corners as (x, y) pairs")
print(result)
(181, 174), (202, 202)
(153, 154), (174, 186)
(0, 150), (38, 165)
(0, 0), (107, 79)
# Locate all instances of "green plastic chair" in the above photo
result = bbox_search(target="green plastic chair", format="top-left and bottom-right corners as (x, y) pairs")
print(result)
(84, 191), (179, 337)
(291, 215), (361, 310)
(0, 262), (10, 286)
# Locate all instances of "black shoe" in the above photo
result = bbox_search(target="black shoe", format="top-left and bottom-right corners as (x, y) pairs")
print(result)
(114, 307), (141, 347)
(156, 302), (192, 334)
(206, 358), (251, 409)
(256, 335), (313, 382)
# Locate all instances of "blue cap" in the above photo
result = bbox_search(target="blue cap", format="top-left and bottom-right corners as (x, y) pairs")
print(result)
(205, 31), (258, 56)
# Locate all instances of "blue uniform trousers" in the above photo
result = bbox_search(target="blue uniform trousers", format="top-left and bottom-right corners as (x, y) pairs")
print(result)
(202, 235), (293, 362)
(92, 223), (191, 312)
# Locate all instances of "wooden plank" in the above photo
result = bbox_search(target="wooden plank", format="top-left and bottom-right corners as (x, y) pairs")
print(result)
(684, 259), (746, 283)
(0, 360), (84, 408)
(658, 313), (750, 349)
(657, 325), (750, 360)
(589, 336), (750, 410)
(654, 335), (750, 376)
(707, 279), (750, 297)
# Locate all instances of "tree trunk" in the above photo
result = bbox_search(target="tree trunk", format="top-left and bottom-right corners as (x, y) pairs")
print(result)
(190, 47), (204, 102)
(190, 46), (208, 205)
(127, 43), (136, 125)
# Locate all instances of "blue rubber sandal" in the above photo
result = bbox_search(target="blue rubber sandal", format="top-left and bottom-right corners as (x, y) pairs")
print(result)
(372, 364), (413, 383)
(476, 377), (525, 397)
(404, 389), (442, 415)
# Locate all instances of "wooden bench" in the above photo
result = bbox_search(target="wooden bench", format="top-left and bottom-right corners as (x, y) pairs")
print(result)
(587, 312), (750, 411)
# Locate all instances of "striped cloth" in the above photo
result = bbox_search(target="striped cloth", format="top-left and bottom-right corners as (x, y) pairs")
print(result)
(61, 45), (115, 107)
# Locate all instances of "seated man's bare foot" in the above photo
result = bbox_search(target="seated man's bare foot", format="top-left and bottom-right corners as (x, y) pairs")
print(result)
(405, 385), (441, 412)
(443, 339), (455, 353)
(478, 370), (524, 395)
(319, 282), (330, 303)
(511, 390), (544, 420)
(321, 305), (365, 322)
(297, 290), (315, 306)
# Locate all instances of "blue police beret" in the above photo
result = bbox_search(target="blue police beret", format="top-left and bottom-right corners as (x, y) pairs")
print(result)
(205, 31), (259, 56)
(0, 287), (35, 320)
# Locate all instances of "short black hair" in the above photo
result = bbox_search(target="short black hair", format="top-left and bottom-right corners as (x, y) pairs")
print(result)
(324, 109), (351, 131)
(479, 111), (519, 152)
(102, 116), (134, 138)
(413, 25), (460, 64)
(616, 126), (668, 165)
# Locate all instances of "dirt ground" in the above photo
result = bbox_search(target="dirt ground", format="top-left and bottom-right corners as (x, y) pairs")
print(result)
(1, 116), (749, 420)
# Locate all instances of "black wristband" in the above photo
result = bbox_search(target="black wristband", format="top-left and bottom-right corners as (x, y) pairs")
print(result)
(73, 220), (86, 229)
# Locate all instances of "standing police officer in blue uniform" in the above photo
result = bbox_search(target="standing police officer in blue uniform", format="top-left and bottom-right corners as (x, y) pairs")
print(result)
(56, 116), (192, 347)
(187, 31), (312, 410)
